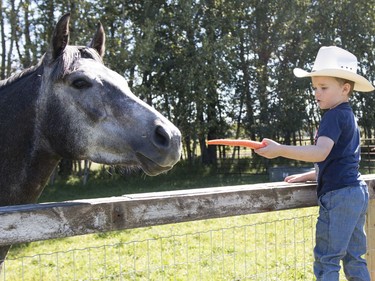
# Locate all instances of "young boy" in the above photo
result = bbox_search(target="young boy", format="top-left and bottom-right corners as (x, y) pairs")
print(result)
(255, 46), (374, 280)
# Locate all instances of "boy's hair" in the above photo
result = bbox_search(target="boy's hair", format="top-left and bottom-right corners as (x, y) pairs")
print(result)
(335, 77), (355, 97)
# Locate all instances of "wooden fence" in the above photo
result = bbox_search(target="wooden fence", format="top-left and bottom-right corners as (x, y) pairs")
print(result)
(1, 174), (375, 278)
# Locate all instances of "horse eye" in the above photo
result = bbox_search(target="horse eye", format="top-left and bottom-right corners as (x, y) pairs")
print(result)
(72, 79), (92, 89)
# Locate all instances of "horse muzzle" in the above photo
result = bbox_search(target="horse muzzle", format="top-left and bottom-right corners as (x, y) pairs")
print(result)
(135, 124), (182, 176)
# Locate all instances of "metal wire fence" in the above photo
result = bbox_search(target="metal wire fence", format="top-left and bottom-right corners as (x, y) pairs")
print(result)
(1, 213), (321, 281)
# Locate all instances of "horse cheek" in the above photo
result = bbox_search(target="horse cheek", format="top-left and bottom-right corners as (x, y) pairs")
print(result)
(76, 97), (107, 123)
(42, 99), (85, 159)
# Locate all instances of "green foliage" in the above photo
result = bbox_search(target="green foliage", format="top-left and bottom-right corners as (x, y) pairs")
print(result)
(1, 0), (375, 164)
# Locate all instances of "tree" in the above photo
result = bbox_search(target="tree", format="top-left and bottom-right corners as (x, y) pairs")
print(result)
(1, 0), (375, 171)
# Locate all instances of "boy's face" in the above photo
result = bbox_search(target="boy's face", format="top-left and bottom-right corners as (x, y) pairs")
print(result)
(311, 76), (351, 110)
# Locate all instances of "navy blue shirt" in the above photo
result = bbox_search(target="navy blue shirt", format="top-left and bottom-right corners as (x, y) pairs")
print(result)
(315, 102), (362, 197)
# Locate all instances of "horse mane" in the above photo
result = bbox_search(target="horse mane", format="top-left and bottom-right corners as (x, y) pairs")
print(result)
(0, 45), (103, 88)
(0, 62), (43, 88)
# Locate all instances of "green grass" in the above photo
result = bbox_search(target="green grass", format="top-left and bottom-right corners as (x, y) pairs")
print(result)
(38, 162), (269, 203)
(2, 162), (322, 280)
(4, 209), (319, 280)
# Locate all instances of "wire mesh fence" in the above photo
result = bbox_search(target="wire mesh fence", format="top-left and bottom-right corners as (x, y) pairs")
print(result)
(0, 213), (323, 281)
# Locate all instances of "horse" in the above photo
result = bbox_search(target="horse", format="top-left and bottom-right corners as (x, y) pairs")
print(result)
(0, 13), (181, 270)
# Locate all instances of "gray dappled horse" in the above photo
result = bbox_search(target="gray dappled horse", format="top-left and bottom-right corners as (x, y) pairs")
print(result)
(0, 14), (181, 269)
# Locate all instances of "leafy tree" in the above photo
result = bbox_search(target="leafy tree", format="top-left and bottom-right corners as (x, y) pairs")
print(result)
(1, 0), (375, 171)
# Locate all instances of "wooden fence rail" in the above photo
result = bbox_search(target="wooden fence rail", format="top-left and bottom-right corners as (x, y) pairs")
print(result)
(1, 174), (375, 277)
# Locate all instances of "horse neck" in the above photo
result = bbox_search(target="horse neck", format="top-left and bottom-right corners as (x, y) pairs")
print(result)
(0, 68), (60, 206)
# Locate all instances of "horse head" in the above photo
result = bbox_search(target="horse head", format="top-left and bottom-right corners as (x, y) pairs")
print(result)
(0, 13), (183, 272)
(39, 14), (181, 176)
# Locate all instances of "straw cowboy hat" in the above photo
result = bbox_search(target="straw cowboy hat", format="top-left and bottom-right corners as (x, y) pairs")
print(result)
(293, 46), (374, 92)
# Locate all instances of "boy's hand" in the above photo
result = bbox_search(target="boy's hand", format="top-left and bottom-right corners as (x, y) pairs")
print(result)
(284, 174), (303, 183)
(254, 138), (281, 159)
(284, 174), (307, 183)
(284, 171), (316, 183)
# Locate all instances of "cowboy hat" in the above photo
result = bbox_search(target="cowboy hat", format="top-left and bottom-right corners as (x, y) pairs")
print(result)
(293, 46), (374, 92)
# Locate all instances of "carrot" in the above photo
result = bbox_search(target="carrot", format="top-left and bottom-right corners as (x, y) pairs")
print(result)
(206, 139), (266, 149)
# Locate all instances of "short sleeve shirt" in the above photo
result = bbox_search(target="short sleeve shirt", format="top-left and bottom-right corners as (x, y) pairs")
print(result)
(315, 102), (361, 197)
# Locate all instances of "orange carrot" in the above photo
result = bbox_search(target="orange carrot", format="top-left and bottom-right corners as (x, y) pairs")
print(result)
(206, 139), (266, 149)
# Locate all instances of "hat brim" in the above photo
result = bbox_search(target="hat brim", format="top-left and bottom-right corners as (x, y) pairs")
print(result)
(293, 68), (374, 92)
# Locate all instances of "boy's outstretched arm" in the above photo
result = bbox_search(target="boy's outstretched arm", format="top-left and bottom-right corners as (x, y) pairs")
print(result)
(254, 136), (334, 162)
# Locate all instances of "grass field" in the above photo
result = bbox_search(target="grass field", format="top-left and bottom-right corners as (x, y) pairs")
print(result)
(2, 163), (324, 280)
(37, 162), (269, 202)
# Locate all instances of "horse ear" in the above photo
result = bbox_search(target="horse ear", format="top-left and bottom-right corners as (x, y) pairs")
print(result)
(89, 22), (106, 58)
(51, 13), (70, 60)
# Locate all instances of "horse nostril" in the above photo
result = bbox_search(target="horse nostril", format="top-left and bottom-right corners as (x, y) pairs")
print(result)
(154, 125), (170, 148)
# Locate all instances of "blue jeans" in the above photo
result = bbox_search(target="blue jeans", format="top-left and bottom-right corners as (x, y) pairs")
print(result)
(314, 183), (370, 281)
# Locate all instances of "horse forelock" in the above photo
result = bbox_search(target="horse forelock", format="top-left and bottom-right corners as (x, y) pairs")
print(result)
(0, 45), (103, 89)
(47, 46), (103, 81)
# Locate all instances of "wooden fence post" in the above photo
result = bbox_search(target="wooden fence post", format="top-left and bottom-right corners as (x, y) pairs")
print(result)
(366, 180), (375, 279)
